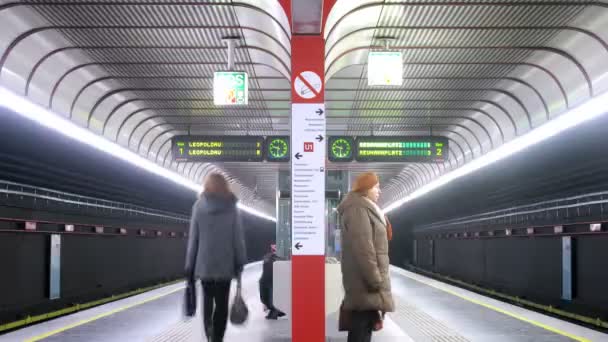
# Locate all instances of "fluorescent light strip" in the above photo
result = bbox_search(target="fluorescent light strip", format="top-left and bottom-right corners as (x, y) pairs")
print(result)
(383, 90), (608, 214)
(0, 87), (276, 222)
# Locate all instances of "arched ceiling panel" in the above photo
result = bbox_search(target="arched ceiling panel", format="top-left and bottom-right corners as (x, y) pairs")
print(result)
(325, 0), (608, 207)
(2, 0), (608, 214)
(0, 0), (293, 215)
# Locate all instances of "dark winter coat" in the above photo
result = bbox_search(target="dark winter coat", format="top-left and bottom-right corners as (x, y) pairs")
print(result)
(184, 193), (247, 280)
(337, 192), (395, 312)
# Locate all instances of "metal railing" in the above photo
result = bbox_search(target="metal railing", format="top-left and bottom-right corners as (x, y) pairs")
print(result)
(417, 191), (608, 231)
(0, 180), (189, 223)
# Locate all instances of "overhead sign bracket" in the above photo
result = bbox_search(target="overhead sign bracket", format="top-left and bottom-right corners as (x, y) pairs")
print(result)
(222, 36), (240, 70)
(376, 36), (396, 50)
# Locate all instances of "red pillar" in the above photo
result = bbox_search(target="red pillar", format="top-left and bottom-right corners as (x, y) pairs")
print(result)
(291, 35), (326, 342)
(285, 1), (337, 340)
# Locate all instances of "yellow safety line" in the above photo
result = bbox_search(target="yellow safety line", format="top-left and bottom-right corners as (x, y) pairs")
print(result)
(395, 269), (591, 342)
(0, 279), (184, 334)
(25, 286), (185, 342)
(413, 269), (607, 330)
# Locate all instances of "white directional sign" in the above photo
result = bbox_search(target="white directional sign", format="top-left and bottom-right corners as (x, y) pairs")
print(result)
(291, 103), (326, 255)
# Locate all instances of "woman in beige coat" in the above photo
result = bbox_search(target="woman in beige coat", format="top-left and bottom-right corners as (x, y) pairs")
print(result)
(337, 172), (395, 342)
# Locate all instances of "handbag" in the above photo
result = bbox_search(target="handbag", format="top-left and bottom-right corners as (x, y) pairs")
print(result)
(373, 311), (384, 331)
(339, 302), (384, 332)
(338, 301), (351, 332)
(183, 275), (197, 317)
(230, 275), (249, 325)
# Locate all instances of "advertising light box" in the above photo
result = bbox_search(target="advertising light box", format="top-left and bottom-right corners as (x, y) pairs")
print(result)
(213, 71), (248, 105)
(367, 51), (403, 86)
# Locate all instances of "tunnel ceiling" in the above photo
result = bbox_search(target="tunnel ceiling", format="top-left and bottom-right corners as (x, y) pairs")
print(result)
(1, 1), (608, 215)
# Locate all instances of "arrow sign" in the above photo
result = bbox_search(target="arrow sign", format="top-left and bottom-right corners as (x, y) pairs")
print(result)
(291, 103), (326, 257)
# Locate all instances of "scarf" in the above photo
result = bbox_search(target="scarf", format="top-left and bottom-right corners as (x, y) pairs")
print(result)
(364, 197), (393, 241)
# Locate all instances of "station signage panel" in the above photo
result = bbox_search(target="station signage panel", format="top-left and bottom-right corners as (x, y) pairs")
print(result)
(172, 135), (263, 162)
(213, 71), (248, 105)
(328, 136), (355, 162)
(172, 135), (447, 163)
(291, 103), (326, 256)
(355, 136), (448, 163)
(367, 51), (403, 86)
(265, 136), (290, 162)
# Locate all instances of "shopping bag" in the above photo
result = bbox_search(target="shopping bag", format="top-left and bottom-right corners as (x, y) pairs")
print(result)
(230, 275), (249, 325)
(373, 311), (384, 331)
(183, 277), (197, 317)
(338, 301), (351, 331)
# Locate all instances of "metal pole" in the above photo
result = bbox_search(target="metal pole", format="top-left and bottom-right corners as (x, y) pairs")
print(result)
(227, 39), (236, 70)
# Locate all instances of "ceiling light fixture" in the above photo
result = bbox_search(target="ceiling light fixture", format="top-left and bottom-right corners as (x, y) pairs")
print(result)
(0, 87), (276, 222)
(383, 90), (608, 214)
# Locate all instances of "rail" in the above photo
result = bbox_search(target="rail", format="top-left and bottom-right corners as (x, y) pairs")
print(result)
(417, 191), (608, 231)
(0, 180), (189, 223)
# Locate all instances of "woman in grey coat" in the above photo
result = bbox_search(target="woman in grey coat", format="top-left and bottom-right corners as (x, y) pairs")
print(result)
(185, 173), (247, 342)
(338, 172), (394, 342)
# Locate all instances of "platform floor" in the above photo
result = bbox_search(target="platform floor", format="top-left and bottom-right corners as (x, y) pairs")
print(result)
(2, 263), (606, 342)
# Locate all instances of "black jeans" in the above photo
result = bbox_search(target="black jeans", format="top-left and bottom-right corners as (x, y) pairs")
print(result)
(259, 279), (276, 310)
(347, 310), (377, 342)
(201, 280), (232, 341)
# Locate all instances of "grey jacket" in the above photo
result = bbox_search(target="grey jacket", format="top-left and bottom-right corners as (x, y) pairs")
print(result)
(337, 192), (395, 312)
(185, 193), (247, 280)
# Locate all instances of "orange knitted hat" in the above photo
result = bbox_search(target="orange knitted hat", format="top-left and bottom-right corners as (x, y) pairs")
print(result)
(352, 172), (379, 193)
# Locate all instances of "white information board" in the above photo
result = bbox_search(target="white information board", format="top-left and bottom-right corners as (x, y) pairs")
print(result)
(367, 51), (403, 86)
(49, 234), (61, 300)
(291, 103), (326, 256)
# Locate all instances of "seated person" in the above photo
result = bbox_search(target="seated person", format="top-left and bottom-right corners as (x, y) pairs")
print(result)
(259, 244), (286, 319)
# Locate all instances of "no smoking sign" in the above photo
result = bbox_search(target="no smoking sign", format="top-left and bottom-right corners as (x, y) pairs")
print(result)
(294, 71), (322, 99)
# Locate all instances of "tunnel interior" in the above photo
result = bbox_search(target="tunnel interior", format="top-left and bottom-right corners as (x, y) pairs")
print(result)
(1, 0), (608, 339)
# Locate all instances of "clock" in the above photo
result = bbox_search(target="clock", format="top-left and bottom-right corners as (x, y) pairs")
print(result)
(329, 137), (354, 162)
(266, 136), (290, 162)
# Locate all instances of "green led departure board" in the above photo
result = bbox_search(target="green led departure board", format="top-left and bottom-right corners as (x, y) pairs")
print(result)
(328, 136), (355, 162)
(265, 136), (290, 162)
(355, 136), (448, 163)
(172, 136), (264, 162)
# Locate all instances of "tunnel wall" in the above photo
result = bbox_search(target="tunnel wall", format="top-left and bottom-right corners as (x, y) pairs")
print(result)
(387, 215), (415, 267)
(412, 237), (562, 302)
(0, 107), (198, 215)
(0, 231), (186, 325)
(0, 206), (275, 326)
(0, 107), (277, 326)
(388, 114), (608, 322)
(411, 233), (608, 321)
(575, 235), (608, 314)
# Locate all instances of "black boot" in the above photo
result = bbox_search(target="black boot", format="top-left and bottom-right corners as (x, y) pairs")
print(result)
(205, 326), (213, 341)
(267, 309), (281, 320)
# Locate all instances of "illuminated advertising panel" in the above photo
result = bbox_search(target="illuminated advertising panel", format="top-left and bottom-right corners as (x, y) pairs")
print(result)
(367, 51), (403, 86)
(213, 71), (248, 105)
